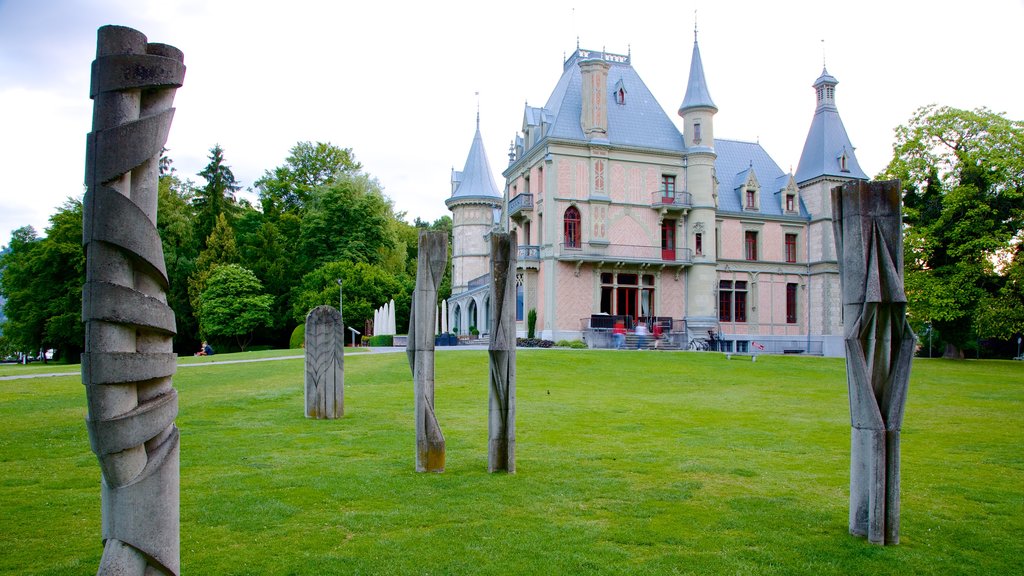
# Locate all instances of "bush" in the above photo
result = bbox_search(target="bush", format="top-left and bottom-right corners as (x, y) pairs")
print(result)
(368, 334), (394, 347)
(289, 324), (305, 349)
(527, 309), (537, 339)
(555, 339), (588, 349)
(470, 325), (479, 337)
(516, 337), (554, 348)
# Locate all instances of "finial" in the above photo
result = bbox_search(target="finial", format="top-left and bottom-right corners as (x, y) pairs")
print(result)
(475, 91), (480, 129)
(576, 36), (580, 50)
(694, 9), (698, 42)
(628, 44), (631, 58)
(821, 38), (826, 68)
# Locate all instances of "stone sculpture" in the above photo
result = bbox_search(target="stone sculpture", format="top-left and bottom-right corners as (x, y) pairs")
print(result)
(407, 231), (448, 472)
(832, 179), (914, 545)
(488, 233), (517, 473)
(304, 305), (345, 419)
(82, 25), (185, 575)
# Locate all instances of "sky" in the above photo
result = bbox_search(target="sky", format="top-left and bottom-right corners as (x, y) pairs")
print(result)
(2, 0), (1023, 246)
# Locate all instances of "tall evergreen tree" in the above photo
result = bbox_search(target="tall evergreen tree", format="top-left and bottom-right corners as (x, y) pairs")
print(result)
(194, 144), (240, 246)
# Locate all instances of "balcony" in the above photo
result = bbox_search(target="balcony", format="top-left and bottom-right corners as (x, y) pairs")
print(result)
(508, 193), (534, 219)
(650, 190), (692, 211)
(517, 245), (540, 270)
(558, 242), (693, 268)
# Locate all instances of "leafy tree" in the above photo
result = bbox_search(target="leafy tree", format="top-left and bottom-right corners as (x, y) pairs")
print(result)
(234, 207), (302, 341)
(882, 105), (1024, 357)
(299, 174), (398, 268)
(158, 172), (200, 351)
(188, 213), (239, 322)
(193, 144), (240, 246)
(0, 201), (86, 361)
(291, 260), (412, 337)
(197, 264), (273, 351)
(255, 141), (361, 216)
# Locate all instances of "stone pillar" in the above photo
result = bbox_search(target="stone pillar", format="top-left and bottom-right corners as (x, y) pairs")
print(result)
(407, 231), (448, 472)
(488, 233), (517, 472)
(832, 180), (914, 545)
(82, 25), (185, 575)
(304, 305), (344, 419)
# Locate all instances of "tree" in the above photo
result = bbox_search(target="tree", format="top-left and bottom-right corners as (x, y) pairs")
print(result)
(882, 106), (1024, 357)
(0, 201), (86, 361)
(158, 172), (200, 351)
(197, 264), (273, 351)
(298, 174), (398, 268)
(188, 213), (239, 322)
(193, 144), (240, 246)
(255, 141), (361, 215)
(291, 260), (411, 337)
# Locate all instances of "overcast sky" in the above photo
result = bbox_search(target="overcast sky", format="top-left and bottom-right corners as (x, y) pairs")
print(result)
(2, 0), (1022, 246)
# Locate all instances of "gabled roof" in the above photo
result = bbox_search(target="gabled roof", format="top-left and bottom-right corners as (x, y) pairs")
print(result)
(794, 68), (868, 184)
(678, 39), (717, 113)
(536, 49), (685, 153)
(447, 121), (501, 206)
(715, 139), (808, 218)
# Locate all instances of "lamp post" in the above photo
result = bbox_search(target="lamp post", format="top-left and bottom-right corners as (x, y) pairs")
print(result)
(1017, 336), (1021, 360)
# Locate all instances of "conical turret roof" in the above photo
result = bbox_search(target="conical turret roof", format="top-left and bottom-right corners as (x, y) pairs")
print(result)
(678, 38), (717, 114)
(447, 118), (501, 207)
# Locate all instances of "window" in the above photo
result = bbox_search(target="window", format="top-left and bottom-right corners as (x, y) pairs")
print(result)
(745, 231), (758, 261)
(785, 233), (797, 263)
(746, 189), (756, 209)
(785, 193), (795, 212)
(538, 166), (544, 194)
(616, 87), (626, 105)
(661, 219), (676, 260)
(719, 280), (747, 323)
(563, 206), (581, 249)
(662, 175), (676, 195)
(786, 283), (798, 324)
(695, 232), (703, 256)
(516, 276), (524, 321)
(693, 121), (702, 144)
(601, 273), (653, 320)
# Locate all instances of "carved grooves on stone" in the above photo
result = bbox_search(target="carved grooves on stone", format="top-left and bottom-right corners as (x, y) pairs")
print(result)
(488, 233), (517, 473)
(304, 306), (345, 419)
(408, 231), (448, 472)
(83, 25), (184, 576)
(832, 180), (913, 546)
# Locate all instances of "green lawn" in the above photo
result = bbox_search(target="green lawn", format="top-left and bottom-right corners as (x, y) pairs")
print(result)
(1, 351), (1021, 575)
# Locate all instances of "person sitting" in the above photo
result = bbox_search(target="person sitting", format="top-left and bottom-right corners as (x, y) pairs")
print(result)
(195, 341), (214, 356)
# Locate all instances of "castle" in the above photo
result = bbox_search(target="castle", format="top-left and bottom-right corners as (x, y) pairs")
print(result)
(446, 37), (866, 356)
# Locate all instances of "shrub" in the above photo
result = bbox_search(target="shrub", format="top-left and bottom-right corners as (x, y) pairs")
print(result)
(289, 324), (305, 349)
(527, 309), (537, 339)
(516, 337), (554, 348)
(368, 334), (394, 347)
(470, 325), (479, 337)
(568, 339), (587, 349)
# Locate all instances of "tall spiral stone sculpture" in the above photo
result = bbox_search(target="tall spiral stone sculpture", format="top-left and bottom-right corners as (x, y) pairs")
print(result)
(487, 232), (516, 473)
(832, 179), (914, 545)
(407, 230), (448, 472)
(82, 25), (185, 575)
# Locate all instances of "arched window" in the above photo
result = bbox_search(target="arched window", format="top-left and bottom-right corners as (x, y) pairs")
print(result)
(563, 206), (581, 249)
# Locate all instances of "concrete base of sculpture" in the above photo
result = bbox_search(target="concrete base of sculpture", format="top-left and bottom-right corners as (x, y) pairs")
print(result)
(304, 305), (345, 419)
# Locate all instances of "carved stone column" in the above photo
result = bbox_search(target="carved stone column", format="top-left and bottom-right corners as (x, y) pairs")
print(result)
(832, 179), (914, 545)
(488, 233), (517, 473)
(82, 25), (185, 575)
(305, 305), (344, 419)
(407, 231), (448, 472)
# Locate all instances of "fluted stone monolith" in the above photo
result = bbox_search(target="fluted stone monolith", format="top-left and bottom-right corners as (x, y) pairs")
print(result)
(832, 180), (914, 545)
(407, 231), (448, 472)
(304, 305), (344, 418)
(82, 24), (185, 575)
(488, 233), (517, 473)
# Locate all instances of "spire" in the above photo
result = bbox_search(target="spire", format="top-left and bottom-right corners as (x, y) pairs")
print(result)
(446, 114), (502, 205)
(678, 33), (717, 114)
(795, 66), (867, 184)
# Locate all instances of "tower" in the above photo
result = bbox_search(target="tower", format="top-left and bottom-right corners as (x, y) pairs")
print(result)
(446, 113), (502, 318)
(679, 33), (719, 339)
(794, 67), (868, 355)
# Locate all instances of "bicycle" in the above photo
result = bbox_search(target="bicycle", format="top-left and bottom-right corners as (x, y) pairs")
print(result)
(688, 338), (709, 351)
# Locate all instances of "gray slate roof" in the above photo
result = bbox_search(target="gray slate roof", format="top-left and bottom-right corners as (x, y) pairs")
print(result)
(794, 68), (868, 184)
(716, 139), (808, 218)
(542, 50), (685, 153)
(678, 40), (717, 113)
(448, 123), (502, 204)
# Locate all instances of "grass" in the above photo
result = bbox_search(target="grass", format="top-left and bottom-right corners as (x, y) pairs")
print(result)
(0, 350), (1021, 575)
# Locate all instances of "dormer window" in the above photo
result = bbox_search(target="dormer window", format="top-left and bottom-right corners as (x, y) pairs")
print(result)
(839, 149), (850, 173)
(614, 79), (627, 105)
(785, 193), (796, 212)
(746, 189), (756, 210)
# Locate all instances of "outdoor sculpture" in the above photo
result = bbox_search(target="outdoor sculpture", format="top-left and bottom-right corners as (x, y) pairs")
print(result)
(488, 233), (517, 472)
(832, 179), (914, 545)
(407, 231), (448, 472)
(82, 25), (185, 575)
(305, 305), (345, 419)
